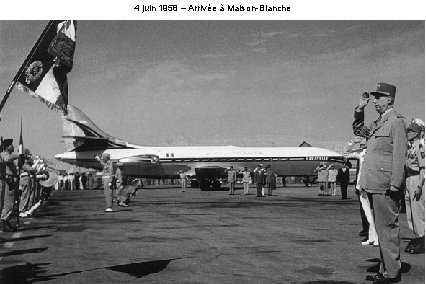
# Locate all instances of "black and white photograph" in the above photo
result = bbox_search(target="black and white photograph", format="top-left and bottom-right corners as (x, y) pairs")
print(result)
(0, 3), (425, 283)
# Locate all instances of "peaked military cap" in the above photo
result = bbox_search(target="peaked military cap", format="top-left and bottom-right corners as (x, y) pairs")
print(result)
(370, 82), (396, 98)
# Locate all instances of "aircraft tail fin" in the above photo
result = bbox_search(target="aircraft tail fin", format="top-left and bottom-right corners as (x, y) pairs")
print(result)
(62, 105), (130, 151)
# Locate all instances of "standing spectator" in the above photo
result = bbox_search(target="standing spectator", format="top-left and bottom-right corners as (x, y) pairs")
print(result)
(68, 172), (75, 191)
(57, 173), (63, 191)
(227, 166), (237, 195)
(63, 174), (69, 191)
(0, 139), (18, 232)
(241, 167), (251, 195)
(80, 172), (87, 190)
(327, 164), (338, 196)
(404, 119), (425, 254)
(253, 164), (265, 197)
(337, 163), (350, 200)
(265, 165), (276, 196)
(86, 172), (94, 190)
(353, 83), (407, 283)
(74, 172), (80, 191)
(178, 170), (187, 192)
(96, 153), (114, 212)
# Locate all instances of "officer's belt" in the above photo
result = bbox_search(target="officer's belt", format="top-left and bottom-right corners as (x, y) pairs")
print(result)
(102, 175), (111, 179)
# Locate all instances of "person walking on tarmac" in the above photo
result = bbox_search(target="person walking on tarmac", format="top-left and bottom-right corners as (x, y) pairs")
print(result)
(0, 139), (19, 232)
(404, 119), (425, 254)
(95, 153), (114, 212)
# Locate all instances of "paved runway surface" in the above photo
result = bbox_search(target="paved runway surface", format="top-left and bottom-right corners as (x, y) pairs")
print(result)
(0, 185), (424, 283)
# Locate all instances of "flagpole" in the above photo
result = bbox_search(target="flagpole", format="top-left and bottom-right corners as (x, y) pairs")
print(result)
(0, 20), (55, 117)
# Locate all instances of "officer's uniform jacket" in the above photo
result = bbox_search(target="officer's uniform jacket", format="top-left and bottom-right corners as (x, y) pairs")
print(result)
(99, 159), (114, 182)
(353, 108), (407, 193)
(253, 168), (265, 184)
(227, 169), (237, 183)
(0, 151), (18, 179)
(241, 171), (251, 183)
(265, 169), (276, 183)
(406, 138), (425, 176)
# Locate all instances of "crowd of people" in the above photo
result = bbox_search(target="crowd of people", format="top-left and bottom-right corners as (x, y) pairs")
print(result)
(56, 171), (99, 191)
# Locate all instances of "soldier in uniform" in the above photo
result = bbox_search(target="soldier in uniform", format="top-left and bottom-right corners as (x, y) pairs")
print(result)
(353, 83), (407, 284)
(95, 153), (114, 212)
(227, 166), (237, 195)
(240, 167), (251, 195)
(404, 119), (425, 254)
(253, 164), (265, 197)
(19, 149), (36, 218)
(178, 170), (187, 192)
(0, 139), (18, 232)
(265, 165), (276, 196)
(314, 163), (327, 196)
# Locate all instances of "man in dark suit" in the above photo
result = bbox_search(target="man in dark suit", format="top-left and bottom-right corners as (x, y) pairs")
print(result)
(353, 83), (407, 284)
(337, 163), (350, 200)
(253, 164), (265, 197)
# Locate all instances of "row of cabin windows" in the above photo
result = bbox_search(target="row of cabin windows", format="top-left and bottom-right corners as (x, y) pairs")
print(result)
(165, 153), (175, 158)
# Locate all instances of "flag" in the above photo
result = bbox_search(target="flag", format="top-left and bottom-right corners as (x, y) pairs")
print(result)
(18, 118), (25, 168)
(15, 20), (77, 115)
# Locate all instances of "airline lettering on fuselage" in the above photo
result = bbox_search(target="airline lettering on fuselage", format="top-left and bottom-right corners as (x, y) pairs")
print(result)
(306, 156), (328, 161)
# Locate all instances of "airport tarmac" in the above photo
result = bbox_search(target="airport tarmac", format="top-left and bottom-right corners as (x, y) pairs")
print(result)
(0, 185), (424, 283)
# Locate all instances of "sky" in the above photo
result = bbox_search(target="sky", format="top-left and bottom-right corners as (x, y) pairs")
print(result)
(0, 20), (424, 161)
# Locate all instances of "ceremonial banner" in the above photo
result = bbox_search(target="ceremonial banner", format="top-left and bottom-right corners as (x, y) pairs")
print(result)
(15, 20), (77, 115)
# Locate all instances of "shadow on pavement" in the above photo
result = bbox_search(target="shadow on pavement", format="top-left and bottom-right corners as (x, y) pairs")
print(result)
(0, 247), (48, 257)
(0, 258), (178, 283)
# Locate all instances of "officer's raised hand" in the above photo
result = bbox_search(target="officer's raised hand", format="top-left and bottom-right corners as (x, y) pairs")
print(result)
(356, 92), (370, 110)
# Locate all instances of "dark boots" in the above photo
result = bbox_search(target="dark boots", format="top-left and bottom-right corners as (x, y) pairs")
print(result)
(2, 219), (17, 232)
(405, 236), (425, 254)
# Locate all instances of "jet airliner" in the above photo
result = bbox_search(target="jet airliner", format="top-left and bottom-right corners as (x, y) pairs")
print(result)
(55, 105), (346, 190)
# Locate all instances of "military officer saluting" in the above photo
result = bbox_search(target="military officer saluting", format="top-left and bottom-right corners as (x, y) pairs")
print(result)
(95, 153), (114, 212)
(0, 139), (19, 232)
(404, 119), (425, 254)
(353, 83), (407, 284)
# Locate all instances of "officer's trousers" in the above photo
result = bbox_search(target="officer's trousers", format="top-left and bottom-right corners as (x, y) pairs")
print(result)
(243, 182), (249, 194)
(229, 181), (235, 194)
(372, 192), (401, 279)
(405, 175), (425, 238)
(0, 180), (15, 221)
(181, 179), (186, 192)
(256, 183), (263, 197)
(103, 178), (113, 209)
